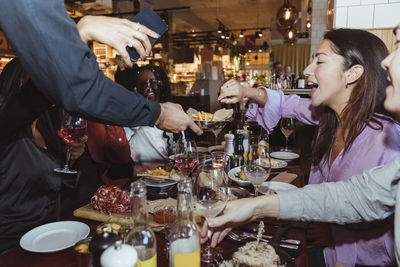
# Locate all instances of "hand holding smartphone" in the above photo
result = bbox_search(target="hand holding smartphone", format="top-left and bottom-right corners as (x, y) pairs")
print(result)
(127, 7), (168, 62)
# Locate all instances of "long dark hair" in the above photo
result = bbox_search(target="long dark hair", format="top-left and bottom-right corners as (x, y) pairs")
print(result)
(312, 29), (394, 166)
(0, 58), (65, 158)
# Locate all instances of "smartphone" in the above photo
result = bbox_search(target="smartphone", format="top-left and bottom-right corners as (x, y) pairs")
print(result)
(127, 7), (168, 62)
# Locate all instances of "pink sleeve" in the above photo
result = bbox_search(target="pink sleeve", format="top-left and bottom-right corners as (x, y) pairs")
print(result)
(246, 87), (320, 133)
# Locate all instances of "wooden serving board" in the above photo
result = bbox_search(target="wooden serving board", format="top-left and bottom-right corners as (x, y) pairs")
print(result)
(73, 204), (131, 225)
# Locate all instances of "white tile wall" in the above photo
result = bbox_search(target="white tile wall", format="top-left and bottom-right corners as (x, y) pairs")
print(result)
(335, 7), (348, 28)
(334, 0), (400, 29)
(362, 0), (388, 4)
(336, 0), (361, 7)
(347, 5), (374, 28)
(374, 3), (400, 27)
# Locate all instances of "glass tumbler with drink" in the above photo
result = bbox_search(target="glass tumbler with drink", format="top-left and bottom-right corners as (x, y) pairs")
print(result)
(174, 136), (199, 177)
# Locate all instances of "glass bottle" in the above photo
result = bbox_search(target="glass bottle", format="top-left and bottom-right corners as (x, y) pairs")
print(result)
(125, 181), (157, 267)
(169, 179), (200, 267)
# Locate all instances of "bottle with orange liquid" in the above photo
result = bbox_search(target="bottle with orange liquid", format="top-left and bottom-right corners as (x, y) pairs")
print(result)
(125, 181), (157, 267)
(169, 179), (200, 267)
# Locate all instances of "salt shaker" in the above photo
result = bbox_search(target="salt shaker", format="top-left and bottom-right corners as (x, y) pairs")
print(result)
(100, 240), (138, 267)
(224, 132), (234, 156)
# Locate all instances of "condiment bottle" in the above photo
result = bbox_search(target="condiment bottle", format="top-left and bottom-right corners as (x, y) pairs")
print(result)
(224, 132), (234, 156)
(89, 226), (121, 267)
(169, 179), (200, 267)
(100, 240), (138, 267)
(125, 181), (157, 267)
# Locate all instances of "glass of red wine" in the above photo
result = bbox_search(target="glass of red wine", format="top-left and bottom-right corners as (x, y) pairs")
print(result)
(54, 113), (87, 174)
(173, 136), (199, 178)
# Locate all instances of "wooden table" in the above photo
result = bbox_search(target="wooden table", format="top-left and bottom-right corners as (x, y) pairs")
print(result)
(0, 161), (307, 267)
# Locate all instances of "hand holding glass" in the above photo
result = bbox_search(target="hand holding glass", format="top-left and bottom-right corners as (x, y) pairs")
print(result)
(194, 163), (228, 263)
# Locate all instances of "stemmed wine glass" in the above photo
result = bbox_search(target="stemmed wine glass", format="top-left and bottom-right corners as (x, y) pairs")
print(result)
(193, 162), (228, 263)
(174, 135), (199, 177)
(54, 113), (87, 174)
(245, 144), (271, 196)
(280, 118), (295, 151)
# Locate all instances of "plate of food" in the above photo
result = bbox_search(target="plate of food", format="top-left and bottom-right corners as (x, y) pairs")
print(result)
(213, 240), (295, 267)
(257, 158), (288, 169)
(137, 167), (180, 186)
(227, 166), (252, 186)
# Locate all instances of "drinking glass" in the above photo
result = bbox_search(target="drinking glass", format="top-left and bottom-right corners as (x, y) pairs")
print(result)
(245, 144), (271, 196)
(54, 113), (87, 174)
(174, 136), (199, 177)
(193, 162), (228, 263)
(280, 118), (295, 151)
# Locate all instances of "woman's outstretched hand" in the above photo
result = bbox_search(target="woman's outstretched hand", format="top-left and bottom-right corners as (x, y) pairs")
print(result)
(218, 79), (247, 104)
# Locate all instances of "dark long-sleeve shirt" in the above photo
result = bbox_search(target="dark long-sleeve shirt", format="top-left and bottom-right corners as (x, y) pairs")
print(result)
(0, 0), (160, 131)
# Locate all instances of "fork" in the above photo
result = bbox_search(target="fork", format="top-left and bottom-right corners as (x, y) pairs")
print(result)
(228, 231), (299, 250)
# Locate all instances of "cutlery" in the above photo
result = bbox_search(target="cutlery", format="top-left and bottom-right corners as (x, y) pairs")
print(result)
(239, 231), (301, 245)
(228, 231), (299, 250)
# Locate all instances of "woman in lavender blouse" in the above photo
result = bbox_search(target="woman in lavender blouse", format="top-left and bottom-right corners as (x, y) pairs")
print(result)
(217, 29), (400, 266)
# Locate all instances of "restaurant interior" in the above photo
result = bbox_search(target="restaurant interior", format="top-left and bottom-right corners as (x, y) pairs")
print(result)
(2, 0), (400, 266)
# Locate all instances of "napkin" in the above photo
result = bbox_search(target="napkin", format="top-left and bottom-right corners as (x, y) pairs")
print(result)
(212, 108), (233, 121)
(271, 171), (297, 184)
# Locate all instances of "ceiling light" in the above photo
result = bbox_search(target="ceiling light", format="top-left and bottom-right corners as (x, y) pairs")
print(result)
(306, 21), (311, 29)
(258, 48), (262, 52)
(239, 30), (244, 38)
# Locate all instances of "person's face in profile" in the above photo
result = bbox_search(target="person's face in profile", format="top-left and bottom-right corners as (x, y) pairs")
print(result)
(381, 23), (400, 114)
(135, 69), (160, 102)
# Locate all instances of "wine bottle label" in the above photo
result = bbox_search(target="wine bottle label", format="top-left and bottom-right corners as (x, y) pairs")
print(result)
(135, 254), (157, 267)
(174, 249), (200, 267)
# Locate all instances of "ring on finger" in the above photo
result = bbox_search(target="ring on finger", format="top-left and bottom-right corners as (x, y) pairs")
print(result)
(136, 22), (141, 31)
(128, 40), (134, 47)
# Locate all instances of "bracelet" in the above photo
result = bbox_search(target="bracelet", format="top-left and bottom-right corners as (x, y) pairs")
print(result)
(258, 88), (263, 99)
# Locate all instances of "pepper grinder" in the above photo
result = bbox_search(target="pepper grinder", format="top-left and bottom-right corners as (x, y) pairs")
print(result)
(89, 227), (121, 267)
(224, 132), (234, 156)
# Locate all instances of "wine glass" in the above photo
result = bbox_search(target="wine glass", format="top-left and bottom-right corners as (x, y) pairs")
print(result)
(54, 113), (87, 174)
(193, 162), (228, 263)
(245, 144), (271, 196)
(174, 136), (199, 177)
(280, 118), (295, 151)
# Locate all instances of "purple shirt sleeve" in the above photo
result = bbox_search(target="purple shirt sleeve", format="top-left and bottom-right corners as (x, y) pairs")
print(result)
(246, 87), (320, 133)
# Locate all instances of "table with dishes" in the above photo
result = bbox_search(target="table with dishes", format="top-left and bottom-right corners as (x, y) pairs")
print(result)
(0, 149), (307, 267)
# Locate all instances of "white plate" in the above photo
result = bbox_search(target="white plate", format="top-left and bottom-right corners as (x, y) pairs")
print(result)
(20, 221), (90, 253)
(142, 178), (178, 187)
(257, 158), (288, 169)
(227, 166), (252, 186)
(259, 181), (297, 195)
(270, 151), (300, 160)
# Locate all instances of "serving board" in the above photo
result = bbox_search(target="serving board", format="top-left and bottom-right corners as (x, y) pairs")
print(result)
(73, 204), (131, 225)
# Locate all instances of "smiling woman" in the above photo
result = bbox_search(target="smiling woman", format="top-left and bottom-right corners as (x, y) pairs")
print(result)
(217, 28), (400, 267)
